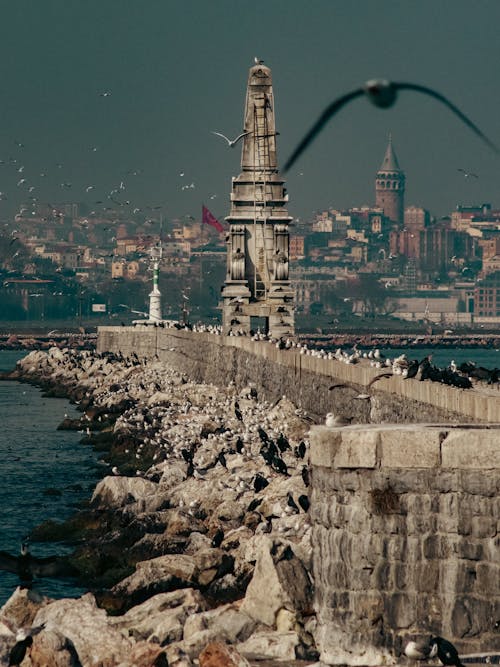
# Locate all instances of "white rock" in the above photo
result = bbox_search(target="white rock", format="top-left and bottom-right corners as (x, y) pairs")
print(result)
(237, 629), (301, 661)
(91, 475), (158, 508)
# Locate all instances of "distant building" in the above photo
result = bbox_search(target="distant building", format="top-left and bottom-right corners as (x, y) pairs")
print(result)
(375, 136), (405, 225)
(404, 206), (430, 230)
(390, 221), (476, 277)
(289, 235), (305, 259)
(474, 272), (500, 317)
(115, 237), (139, 256)
(312, 212), (334, 233)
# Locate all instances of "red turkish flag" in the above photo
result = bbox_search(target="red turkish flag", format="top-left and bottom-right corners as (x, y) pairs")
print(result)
(202, 205), (224, 233)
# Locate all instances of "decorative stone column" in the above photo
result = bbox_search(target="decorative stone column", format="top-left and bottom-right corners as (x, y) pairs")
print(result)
(221, 61), (295, 338)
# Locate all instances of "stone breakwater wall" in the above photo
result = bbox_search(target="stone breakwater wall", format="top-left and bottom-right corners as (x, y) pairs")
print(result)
(98, 325), (500, 423)
(310, 423), (500, 665)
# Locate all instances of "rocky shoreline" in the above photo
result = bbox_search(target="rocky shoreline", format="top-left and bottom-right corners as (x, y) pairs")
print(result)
(0, 348), (319, 667)
(0, 333), (97, 352)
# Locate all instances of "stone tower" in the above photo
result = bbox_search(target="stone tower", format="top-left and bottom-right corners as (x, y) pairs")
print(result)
(375, 135), (405, 225)
(221, 61), (295, 337)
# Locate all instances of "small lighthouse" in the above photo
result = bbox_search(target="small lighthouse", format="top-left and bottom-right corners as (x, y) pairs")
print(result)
(148, 243), (162, 322)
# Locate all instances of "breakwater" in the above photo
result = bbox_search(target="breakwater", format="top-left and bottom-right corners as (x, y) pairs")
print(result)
(2, 337), (498, 665)
(98, 325), (500, 424)
(301, 332), (500, 350)
(0, 332), (96, 351)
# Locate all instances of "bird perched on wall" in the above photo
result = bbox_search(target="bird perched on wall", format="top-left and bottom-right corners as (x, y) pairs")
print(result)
(283, 79), (499, 172)
(404, 638), (438, 662)
(325, 412), (352, 427)
(430, 636), (465, 667)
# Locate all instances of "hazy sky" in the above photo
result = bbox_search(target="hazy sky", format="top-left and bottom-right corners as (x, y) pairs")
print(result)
(1, 0), (499, 224)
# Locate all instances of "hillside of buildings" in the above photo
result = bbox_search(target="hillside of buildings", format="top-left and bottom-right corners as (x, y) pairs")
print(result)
(1, 198), (500, 332)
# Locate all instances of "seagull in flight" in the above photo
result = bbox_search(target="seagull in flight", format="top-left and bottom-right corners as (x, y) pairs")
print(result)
(457, 168), (478, 178)
(284, 79), (499, 172)
(211, 130), (252, 147)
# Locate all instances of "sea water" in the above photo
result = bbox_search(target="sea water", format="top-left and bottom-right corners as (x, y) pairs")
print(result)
(0, 350), (102, 604)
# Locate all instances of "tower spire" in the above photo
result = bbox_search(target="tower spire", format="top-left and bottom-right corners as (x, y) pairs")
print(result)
(379, 133), (401, 171)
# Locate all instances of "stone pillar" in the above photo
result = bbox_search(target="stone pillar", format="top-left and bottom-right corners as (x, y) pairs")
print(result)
(220, 61), (295, 338)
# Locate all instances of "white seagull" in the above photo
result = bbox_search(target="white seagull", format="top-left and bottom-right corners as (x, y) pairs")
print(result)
(284, 78), (499, 172)
(457, 168), (478, 178)
(211, 131), (252, 147)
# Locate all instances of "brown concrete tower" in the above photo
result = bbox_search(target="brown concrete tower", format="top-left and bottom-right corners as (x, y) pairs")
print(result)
(221, 61), (295, 337)
(375, 135), (405, 225)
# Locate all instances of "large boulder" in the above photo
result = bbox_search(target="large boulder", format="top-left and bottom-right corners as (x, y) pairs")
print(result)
(241, 538), (313, 627)
(29, 629), (80, 667)
(111, 554), (199, 607)
(33, 593), (168, 667)
(110, 588), (207, 645)
(91, 475), (158, 508)
(183, 602), (257, 644)
(199, 641), (251, 667)
(0, 587), (49, 629)
(169, 602), (257, 660)
(33, 593), (134, 665)
(236, 629), (302, 662)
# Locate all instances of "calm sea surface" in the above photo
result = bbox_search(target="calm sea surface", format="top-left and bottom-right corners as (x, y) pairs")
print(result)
(0, 350), (102, 604)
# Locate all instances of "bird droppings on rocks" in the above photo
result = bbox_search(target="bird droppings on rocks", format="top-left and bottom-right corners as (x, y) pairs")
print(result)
(0, 347), (319, 665)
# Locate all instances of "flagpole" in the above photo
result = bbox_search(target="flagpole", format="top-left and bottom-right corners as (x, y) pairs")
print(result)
(201, 202), (206, 245)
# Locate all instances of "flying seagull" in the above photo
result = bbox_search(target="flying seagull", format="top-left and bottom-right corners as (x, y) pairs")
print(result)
(457, 168), (478, 178)
(283, 79), (499, 172)
(211, 130), (252, 147)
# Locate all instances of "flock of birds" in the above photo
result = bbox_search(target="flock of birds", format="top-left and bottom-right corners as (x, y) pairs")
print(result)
(128, 316), (500, 392)
(0, 88), (246, 229)
(19, 346), (314, 542)
(3, 69), (496, 239)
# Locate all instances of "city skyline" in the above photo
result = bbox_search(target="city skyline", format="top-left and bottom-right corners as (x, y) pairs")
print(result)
(0, 1), (499, 224)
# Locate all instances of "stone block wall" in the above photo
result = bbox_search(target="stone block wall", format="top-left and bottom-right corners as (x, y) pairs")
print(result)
(310, 424), (500, 665)
(97, 326), (500, 424)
